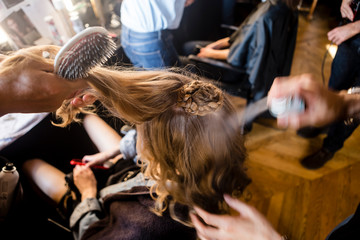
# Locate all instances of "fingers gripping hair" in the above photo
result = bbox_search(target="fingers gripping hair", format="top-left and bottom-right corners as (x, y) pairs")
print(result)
(59, 67), (251, 221)
(15, 45), (251, 226)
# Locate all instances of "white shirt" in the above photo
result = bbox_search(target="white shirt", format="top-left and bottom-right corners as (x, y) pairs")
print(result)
(121, 0), (187, 33)
(0, 113), (48, 151)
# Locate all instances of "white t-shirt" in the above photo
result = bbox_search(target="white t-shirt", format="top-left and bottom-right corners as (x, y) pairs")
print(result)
(121, 0), (187, 33)
(0, 113), (49, 151)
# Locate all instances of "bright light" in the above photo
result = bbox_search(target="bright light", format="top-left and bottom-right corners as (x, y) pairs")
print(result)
(0, 27), (9, 44)
(62, 0), (74, 11)
(326, 44), (338, 59)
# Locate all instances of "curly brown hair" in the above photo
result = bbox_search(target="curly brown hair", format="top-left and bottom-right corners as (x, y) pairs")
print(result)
(11, 46), (251, 225)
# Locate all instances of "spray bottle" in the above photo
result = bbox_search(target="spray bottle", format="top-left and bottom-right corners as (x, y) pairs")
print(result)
(0, 161), (21, 222)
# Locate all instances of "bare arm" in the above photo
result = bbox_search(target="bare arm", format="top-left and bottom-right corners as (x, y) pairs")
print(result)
(205, 37), (231, 49)
(83, 114), (121, 152)
(0, 55), (89, 116)
(82, 114), (122, 166)
(197, 48), (230, 60)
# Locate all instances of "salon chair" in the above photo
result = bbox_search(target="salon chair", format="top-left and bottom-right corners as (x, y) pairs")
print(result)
(186, 1), (299, 105)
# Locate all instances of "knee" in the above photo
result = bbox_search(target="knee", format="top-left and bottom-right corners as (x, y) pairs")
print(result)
(22, 158), (46, 177)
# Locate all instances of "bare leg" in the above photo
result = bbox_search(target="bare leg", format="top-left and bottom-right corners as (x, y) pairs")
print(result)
(22, 159), (68, 204)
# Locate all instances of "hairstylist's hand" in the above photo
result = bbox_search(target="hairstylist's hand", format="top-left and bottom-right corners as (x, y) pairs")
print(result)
(190, 195), (282, 240)
(73, 165), (97, 201)
(341, 0), (354, 21)
(267, 74), (346, 129)
(0, 58), (89, 116)
(70, 93), (97, 108)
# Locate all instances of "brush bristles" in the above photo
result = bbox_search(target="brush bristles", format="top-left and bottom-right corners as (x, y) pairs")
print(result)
(57, 32), (116, 80)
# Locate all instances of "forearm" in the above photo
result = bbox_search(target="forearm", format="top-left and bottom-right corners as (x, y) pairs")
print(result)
(81, 190), (97, 202)
(0, 55), (8, 115)
(348, 20), (360, 35)
(210, 49), (230, 60)
(0, 93), (7, 117)
(0, 74), (12, 117)
(83, 114), (122, 152)
(216, 37), (231, 48)
(207, 37), (231, 49)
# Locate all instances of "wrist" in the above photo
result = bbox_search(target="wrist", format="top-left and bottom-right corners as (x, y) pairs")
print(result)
(81, 189), (97, 201)
(350, 21), (360, 34)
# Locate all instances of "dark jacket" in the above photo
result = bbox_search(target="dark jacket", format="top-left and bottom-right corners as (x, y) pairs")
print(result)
(81, 186), (197, 240)
(228, 1), (298, 101)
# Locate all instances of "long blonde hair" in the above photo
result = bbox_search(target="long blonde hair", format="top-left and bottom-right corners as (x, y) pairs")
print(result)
(10, 46), (251, 223)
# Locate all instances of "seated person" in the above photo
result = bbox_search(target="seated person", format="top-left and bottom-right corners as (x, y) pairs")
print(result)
(23, 114), (193, 240)
(0, 47), (126, 239)
(183, 0), (298, 61)
(183, 0), (298, 101)
(17, 45), (251, 239)
(0, 112), (98, 173)
(0, 113), (120, 239)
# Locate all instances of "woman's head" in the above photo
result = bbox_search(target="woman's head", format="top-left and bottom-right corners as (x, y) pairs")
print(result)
(82, 66), (251, 217)
(15, 45), (250, 222)
(137, 80), (250, 215)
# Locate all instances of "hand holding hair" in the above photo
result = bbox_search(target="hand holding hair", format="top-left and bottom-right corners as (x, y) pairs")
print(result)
(15, 44), (251, 227)
(71, 94), (97, 108)
(190, 194), (282, 240)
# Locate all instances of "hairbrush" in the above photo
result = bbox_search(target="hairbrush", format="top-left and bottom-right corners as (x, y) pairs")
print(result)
(54, 26), (117, 80)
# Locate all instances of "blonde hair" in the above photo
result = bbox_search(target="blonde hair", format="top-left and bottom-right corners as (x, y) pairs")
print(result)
(0, 45), (57, 76)
(11, 46), (251, 224)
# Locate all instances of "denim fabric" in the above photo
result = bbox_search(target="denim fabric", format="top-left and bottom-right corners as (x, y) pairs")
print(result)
(328, 37), (360, 91)
(121, 25), (180, 69)
(323, 35), (360, 152)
